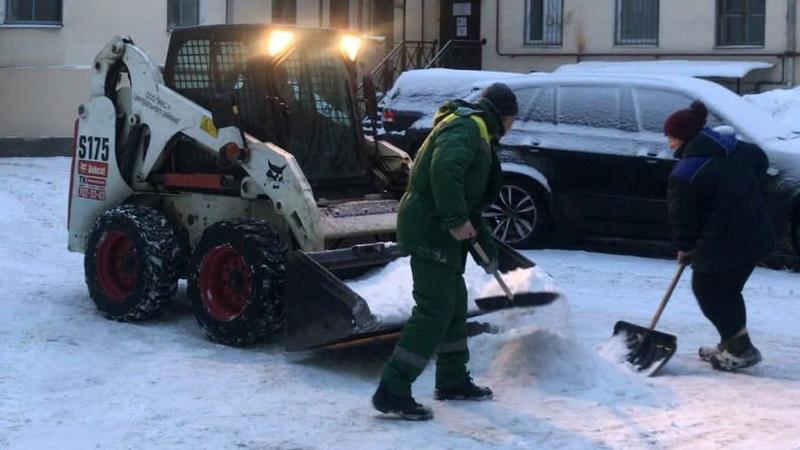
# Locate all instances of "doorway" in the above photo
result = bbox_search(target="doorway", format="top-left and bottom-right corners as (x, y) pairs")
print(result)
(438, 0), (482, 69)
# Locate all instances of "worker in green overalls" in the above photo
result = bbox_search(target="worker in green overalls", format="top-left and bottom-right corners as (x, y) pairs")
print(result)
(372, 83), (518, 421)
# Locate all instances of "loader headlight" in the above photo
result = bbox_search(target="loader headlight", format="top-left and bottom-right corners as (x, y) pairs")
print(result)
(267, 31), (295, 57)
(339, 35), (362, 61)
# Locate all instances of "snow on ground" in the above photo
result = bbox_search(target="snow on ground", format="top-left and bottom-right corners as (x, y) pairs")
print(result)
(2, 157), (800, 450)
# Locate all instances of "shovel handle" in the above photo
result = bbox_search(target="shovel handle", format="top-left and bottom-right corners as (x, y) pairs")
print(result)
(471, 241), (514, 301)
(648, 263), (688, 330)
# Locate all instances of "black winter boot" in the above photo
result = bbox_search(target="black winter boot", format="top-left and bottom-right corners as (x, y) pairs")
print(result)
(709, 329), (762, 371)
(434, 376), (493, 401)
(372, 383), (433, 421)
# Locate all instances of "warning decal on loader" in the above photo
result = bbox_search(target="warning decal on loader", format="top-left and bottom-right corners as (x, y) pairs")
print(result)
(200, 116), (218, 138)
(77, 160), (108, 200)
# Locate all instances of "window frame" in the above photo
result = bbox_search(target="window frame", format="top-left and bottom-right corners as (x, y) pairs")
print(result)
(715, 0), (766, 47)
(614, 0), (659, 46)
(524, 0), (564, 47)
(272, 0), (297, 25)
(1, 0), (62, 27)
(168, 0), (200, 31)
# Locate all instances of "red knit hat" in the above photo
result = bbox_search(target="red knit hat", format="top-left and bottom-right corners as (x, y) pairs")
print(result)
(664, 101), (708, 142)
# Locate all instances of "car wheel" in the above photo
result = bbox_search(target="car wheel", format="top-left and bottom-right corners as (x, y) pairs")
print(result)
(187, 219), (286, 346)
(483, 177), (550, 249)
(84, 204), (182, 321)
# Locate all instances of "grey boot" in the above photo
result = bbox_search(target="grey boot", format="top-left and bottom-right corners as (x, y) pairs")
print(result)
(709, 329), (762, 371)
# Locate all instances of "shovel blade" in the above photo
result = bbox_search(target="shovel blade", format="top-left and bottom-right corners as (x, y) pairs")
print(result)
(613, 321), (677, 376)
(475, 292), (559, 312)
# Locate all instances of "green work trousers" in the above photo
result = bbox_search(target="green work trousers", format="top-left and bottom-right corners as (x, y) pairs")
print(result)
(380, 255), (470, 395)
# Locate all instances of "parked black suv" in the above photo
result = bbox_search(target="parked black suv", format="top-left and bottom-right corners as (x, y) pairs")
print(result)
(381, 70), (800, 262)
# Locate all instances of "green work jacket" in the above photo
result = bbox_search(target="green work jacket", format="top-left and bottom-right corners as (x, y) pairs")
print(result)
(397, 99), (503, 272)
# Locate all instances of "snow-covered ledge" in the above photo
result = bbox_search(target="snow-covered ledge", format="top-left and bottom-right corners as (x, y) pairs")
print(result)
(554, 60), (775, 79)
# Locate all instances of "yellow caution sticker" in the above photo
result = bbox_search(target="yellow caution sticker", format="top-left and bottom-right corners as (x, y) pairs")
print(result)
(200, 115), (218, 138)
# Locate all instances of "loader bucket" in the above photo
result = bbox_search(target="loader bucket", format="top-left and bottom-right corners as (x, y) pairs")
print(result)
(283, 240), (544, 351)
(283, 243), (407, 351)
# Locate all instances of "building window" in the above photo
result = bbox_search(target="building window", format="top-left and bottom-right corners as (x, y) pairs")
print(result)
(329, 0), (349, 29)
(4, 0), (62, 25)
(168, 0), (199, 29)
(615, 0), (658, 45)
(272, 0), (296, 24)
(717, 0), (765, 46)
(525, 0), (563, 46)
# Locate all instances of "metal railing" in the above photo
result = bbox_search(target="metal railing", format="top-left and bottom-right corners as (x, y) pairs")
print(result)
(355, 40), (438, 120)
(425, 39), (484, 69)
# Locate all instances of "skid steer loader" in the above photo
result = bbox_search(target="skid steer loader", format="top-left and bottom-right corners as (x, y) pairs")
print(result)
(67, 24), (547, 350)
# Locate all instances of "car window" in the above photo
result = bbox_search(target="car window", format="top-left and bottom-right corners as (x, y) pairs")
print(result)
(517, 86), (555, 124)
(635, 89), (725, 133)
(557, 86), (622, 129)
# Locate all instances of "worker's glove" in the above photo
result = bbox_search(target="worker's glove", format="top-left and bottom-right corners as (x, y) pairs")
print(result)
(677, 250), (693, 265)
(449, 220), (477, 241)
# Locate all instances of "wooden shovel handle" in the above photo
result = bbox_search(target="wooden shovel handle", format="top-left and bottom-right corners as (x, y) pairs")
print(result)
(471, 241), (514, 301)
(648, 263), (688, 330)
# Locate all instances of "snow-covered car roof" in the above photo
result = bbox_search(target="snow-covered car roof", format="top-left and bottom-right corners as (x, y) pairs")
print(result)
(553, 60), (775, 79)
(381, 68), (526, 113)
(458, 73), (796, 145)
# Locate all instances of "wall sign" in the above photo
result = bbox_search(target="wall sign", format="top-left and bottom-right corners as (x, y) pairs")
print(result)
(453, 2), (471, 16)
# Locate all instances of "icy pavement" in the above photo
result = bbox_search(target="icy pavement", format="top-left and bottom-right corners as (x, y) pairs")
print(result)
(2, 157), (800, 450)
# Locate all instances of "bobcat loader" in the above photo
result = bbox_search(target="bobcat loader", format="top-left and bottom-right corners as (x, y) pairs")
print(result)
(67, 24), (543, 350)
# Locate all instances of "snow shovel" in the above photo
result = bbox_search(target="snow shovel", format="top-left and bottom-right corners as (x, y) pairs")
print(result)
(470, 241), (558, 312)
(613, 262), (687, 376)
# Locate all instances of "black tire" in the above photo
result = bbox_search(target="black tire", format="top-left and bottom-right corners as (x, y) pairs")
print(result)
(85, 204), (182, 321)
(792, 220), (800, 261)
(187, 219), (286, 346)
(483, 176), (550, 249)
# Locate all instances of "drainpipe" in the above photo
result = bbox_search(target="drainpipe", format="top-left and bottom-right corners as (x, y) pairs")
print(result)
(320, 0), (324, 27)
(789, 0), (797, 86)
(421, 0), (425, 41)
(403, 0), (407, 41)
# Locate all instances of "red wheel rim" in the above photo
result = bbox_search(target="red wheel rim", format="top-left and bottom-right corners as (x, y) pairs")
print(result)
(96, 231), (139, 303)
(199, 245), (252, 321)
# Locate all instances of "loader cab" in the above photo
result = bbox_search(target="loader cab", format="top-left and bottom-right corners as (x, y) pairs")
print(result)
(163, 24), (376, 199)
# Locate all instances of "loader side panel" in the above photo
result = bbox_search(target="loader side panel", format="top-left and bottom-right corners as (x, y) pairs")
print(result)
(68, 97), (133, 252)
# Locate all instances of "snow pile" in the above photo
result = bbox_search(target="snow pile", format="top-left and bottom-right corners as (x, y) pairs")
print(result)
(745, 86), (800, 132)
(345, 256), (561, 323)
(463, 303), (666, 408)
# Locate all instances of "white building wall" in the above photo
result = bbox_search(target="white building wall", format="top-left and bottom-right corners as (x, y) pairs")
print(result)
(482, 0), (796, 82)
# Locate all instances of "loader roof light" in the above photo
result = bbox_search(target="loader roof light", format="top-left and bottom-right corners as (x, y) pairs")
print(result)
(339, 35), (362, 61)
(267, 30), (295, 57)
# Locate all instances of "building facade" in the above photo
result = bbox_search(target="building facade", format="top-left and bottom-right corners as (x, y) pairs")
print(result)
(1, 0), (798, 148)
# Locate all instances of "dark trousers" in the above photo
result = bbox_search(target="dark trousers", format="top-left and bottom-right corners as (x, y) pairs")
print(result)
(380, 256), (469, 395)
(691, 264), (756, 341)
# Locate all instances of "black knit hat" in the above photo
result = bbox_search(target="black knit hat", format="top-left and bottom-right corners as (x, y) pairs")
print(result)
(481, 82), (518, 117)
(664, 101), (708, 142)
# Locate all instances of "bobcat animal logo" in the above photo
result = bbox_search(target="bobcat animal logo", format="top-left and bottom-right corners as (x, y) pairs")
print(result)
(266, 161), (287, 189)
